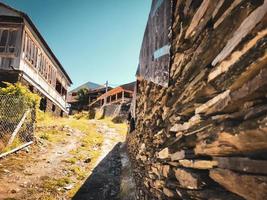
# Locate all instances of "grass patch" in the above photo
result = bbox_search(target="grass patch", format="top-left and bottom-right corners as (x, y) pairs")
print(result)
(63, 157), (77, 164)
(69, 166), (87, 180)
(37, 129), (66, 143)
(100, 117), (128, 136)
(2, 137), (23, 153)
(41, 176), (71, 191)
(37, 111), (103, 146)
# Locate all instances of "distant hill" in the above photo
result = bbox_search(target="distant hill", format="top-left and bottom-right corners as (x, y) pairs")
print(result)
(70, 81), (102, 93)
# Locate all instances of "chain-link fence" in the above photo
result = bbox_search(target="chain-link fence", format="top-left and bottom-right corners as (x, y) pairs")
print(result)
(0, 94), (35, 155)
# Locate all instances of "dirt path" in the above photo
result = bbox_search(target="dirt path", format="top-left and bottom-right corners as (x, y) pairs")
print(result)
(72, 120), (126, 200)
(0, 119), (132, 200)
(0, 125), (86, 199)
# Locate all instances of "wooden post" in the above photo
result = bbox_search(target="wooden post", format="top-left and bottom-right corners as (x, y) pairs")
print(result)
(0, 141), (33, 159)
(104, 80), (108, 106)
(7, 109), (30, 146)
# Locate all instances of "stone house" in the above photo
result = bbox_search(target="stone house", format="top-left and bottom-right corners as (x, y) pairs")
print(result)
(0, 2), (72, 116)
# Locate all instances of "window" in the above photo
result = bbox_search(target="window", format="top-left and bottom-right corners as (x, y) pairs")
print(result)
(52, 104), (56, 112)
(22, 32), (59, 86)
(0, 30), (8, 52)
(0, 29), (18, 54)
(8, 30), (17, 53)
(60, 110), (64, 117)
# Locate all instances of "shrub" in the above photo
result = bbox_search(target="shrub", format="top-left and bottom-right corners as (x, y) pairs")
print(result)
(0, 82), (40, 109)
(73, 111), (89, 120)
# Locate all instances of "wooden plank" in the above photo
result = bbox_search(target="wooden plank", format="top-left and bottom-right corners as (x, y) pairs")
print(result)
(210, 169), (267, 200)
(214, 157), (267, 174)
(0, 141), (33, 159)
(7, 109), (30, 146)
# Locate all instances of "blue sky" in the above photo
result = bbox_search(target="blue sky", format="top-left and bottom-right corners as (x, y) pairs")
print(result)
(2, 0), (151, 89)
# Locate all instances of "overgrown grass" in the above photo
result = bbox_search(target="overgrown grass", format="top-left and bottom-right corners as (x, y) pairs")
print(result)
(36, 111), (104, 198)
(36, 111), (103, 146)
(100, 117), (128, 136)
(2, 137), (23, 153)
(38, 129), (67, 143)
(41, 176), (71, 191)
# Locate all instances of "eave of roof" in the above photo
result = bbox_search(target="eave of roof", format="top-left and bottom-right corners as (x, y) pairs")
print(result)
(0, 2), (73, 84)
(97, 86), (133, 100)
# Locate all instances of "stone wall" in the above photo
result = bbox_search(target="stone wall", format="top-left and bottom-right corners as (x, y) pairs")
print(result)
(127, 1), (267, 200)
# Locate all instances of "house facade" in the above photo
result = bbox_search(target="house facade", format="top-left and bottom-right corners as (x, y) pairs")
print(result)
(67, 81), (110, 114)
(0, 3), (72, 116)
(91, 82), (135, 107)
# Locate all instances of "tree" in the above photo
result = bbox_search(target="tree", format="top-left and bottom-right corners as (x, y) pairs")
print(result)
(76, 88), (89, 110)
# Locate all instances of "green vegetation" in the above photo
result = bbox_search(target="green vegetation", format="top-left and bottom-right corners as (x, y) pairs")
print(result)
(41, 176), (71, 191)
(0, 83), (41, 152)
(73, 111), (89, 120)
(36, 111), (104, 197)
(2, 137), (22, 153)
(69, 165), (87, 180)
(0, 82), (40, 108)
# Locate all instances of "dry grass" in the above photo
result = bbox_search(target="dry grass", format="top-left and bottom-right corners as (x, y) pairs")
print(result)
(99, 117), (128, 136)
(36, 111), (103, 146)
(35, 111), (104, 198)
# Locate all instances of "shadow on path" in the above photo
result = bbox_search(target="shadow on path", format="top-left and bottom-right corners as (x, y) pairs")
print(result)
(72, 142), (122, 200)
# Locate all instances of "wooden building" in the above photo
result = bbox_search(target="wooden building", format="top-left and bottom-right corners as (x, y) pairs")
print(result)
(0, 3), (72, 116)
(67, 81), (112, 114)
(91, 82), (135, 108)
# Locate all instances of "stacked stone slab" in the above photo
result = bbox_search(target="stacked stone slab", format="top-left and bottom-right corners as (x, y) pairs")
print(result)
(127, 0), (267, 199)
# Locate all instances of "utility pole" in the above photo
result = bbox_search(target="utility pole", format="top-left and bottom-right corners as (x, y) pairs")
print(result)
(104, 80), (108, 106)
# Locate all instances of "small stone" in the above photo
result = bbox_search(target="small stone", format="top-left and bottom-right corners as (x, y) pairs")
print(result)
(64, 184), (74, 190)
(25, 147), (30, 153)
(158, 148), (169, 159)
(163, 187), (175, 197)
(162, 165), (170, 177)
(84, 158), (92, 163)
(11, 189), (17, 193)
(170, 150), (185, 161)
(3, 169), (10, 174)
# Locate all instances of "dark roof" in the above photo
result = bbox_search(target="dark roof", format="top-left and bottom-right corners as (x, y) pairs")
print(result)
(97, 81), (135, 100)
(0, 2), (72, 84)
(120, 81), (136, 91)
(70, 81), (102, 93)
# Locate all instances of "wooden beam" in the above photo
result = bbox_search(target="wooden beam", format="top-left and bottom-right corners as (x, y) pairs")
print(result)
(0, 141), (33, 159)
(7, 109), (30, 146)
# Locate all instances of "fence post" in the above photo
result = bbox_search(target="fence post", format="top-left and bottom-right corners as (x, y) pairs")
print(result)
(7, 109), (31, 146)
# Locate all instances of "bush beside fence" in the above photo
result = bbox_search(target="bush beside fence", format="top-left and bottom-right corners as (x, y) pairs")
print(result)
(0, 94), (35, 154)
